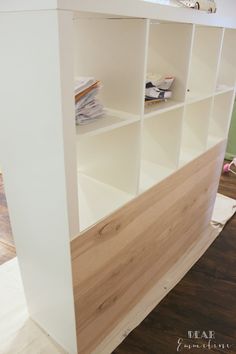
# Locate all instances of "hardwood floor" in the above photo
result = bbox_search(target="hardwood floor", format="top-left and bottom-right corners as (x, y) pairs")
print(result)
(113, 168), (236, 354)
(0, 165), (235, 353)
(0, 174), (16, 265)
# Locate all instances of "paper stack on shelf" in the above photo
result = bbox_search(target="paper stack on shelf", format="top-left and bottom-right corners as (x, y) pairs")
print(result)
(75, 77), (104, 125)
(145, 74), (175, 105)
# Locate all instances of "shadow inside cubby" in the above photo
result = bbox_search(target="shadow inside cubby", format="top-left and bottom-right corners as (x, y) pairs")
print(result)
(74, 17), (147, 118)
(139, 108), (183, 193)
(180, 98), (212, 166)
(187, 26), (223, 102)
(76, 122), (140, 231)
(208, 91), (235, 148)
(144, 22), (192, 117)
(216, 28), (236, 92)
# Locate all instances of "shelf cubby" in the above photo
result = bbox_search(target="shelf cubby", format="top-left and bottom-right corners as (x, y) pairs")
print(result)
(139, 108), (183, 192)
(187, 26), (223, 102)
(76, 109), (139, 137)
(216, 28), (236, 91)
(144, 22), (192, 116)
(208, 90), (235, 148)
(76, 122), (140, 231)
(180, 98), (212, 166)
(74, 18), (147, 116)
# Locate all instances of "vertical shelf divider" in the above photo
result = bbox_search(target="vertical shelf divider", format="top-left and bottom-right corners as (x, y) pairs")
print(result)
(178, 24), (195, 167)
(138, 19), (151, 194)
(214, 28), (225, 92)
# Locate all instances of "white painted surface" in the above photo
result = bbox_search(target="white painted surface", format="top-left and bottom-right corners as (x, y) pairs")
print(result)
(0, 259), (66, 354)
(78, 174), (134, 231)
(0, 1), (235, 352)
(217, 29), (236, 88)
(0, 11), (77, 354)
(147, 22), (193, 102)
(139, 160), (175, 192)
(181, 98), (212, 159)
(77, 123), (140, 195)
(187, 25), (223, 100)
(1, 0), (236, 29)
(209, 90), (235, 141)
(144, 100), (184, 118)
(76, 110), (139, 137)
(140, 109), (182, 191)
(142, 109), (182, 167)
(74, 18), (147, 115)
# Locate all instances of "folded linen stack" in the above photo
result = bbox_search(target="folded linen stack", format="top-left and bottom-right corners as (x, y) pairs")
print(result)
(145, 74), (175, 104)
(75, 77), (104, 125)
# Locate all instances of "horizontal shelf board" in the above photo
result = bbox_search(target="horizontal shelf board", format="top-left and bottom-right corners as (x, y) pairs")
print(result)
(144, 100), (184, 119)
(78, 173), (134, 231)
(214, 85), (235, 96)
(76, 110), (139, 137)
(186, 92), (214, 104)
(179, 147), (205, 167)
(139, 160), (175, 193)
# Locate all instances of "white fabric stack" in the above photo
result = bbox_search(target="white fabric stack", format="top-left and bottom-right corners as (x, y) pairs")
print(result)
(75, 77), (104, 125)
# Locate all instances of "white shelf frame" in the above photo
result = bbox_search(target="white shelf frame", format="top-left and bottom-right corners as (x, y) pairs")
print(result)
(73, 17), (236, 232)
(1, 9), (235, 353)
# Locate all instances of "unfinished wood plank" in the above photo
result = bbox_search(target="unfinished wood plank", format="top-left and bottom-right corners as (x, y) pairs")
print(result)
(71, 141), (226, 354)
(92, 224), (221, 354)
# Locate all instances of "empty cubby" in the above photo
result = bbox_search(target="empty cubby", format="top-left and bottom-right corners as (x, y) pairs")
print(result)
(180, 98), (212, 165)
(216, 29), (236, 91)
(73, 17), (147, 117)
(187, 26), (223, 102)
(208, 90), (235, 147)
(76, 122), (140, 231)
(145, 22), (193, 115)
(139, 108), (183, 192)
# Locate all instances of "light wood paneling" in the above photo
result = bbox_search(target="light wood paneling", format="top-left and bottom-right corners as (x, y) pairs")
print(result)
(93, 224), (221, 354)
(71, 141), (226, 354)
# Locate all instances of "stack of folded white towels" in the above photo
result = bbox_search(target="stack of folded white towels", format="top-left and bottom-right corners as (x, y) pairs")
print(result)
(145, 74), (175, 103)
(75, 77), (104, 125)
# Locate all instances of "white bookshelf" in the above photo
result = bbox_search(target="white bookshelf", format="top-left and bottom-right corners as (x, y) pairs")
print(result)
(73, 18), (236, 231)
(2, 6), (236, 353)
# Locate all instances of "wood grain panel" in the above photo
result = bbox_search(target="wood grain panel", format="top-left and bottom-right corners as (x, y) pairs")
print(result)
(71, 141), (226, 354)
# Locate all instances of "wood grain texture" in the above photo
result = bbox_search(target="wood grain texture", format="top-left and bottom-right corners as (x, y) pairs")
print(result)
(71, 141), (226, 354)
(113, 169), (236, 354)
(94, 224), (221, 354)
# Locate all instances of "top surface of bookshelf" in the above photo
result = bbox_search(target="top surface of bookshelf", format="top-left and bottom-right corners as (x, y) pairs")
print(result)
(1, 0), (236, 29)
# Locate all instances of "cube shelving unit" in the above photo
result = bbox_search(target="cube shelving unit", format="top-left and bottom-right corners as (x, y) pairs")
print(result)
(0, 1), (236, 354)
